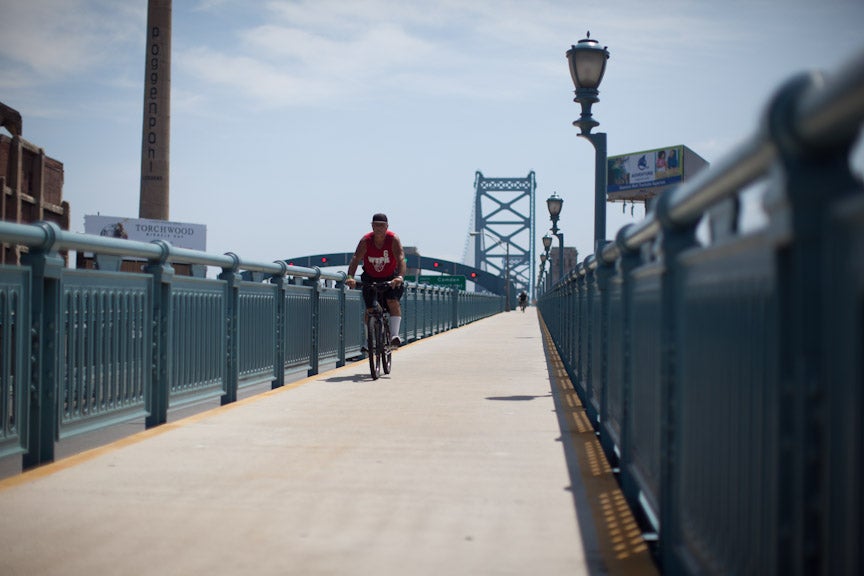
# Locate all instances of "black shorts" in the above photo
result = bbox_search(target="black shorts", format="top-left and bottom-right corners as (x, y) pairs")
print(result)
(360, 272), (404, 309)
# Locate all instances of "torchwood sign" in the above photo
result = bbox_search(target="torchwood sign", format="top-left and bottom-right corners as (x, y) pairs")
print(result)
(84, 214), (206, 251)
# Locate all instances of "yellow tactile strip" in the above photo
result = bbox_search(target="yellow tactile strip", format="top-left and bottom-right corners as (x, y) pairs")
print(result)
(539, 315), (660, 575)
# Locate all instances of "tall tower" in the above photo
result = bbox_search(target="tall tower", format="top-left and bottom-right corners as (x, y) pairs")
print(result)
(139, 0), (172, 220)
(472, 171), (536, 299)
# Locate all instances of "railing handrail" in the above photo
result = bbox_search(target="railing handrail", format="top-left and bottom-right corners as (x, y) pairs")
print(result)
(0, 220), (346, 282)
(539, 44), (864, 575)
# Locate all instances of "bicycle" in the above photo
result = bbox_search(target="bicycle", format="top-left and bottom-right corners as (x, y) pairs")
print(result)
(358, 281), (394, 380)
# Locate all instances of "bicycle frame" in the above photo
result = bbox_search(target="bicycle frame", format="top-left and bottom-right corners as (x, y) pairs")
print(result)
(359, 281), (393, 380)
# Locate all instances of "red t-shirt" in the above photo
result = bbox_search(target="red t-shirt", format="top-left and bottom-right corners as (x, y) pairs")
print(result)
(362, 230), (398, 278)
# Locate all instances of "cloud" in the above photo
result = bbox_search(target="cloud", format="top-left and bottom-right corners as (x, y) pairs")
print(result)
(0, 0), (142, 82)
(179, 47), (336, 107)
(175, 0), (576, 110)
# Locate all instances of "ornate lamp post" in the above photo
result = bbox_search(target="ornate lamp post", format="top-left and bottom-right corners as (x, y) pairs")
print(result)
(542, 233), (553, 254)
(567, 32), (610, 254)
(538, 252), (548, 295)
(546, 193), (565, 283)
(541, 233), (553, 291)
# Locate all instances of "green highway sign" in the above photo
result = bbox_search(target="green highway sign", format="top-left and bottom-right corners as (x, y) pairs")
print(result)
(406, 275), (466, 291)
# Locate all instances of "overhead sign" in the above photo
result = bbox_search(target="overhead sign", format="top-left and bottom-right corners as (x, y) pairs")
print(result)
(84, 215), (207, 251)
(406, 275), (466, 291)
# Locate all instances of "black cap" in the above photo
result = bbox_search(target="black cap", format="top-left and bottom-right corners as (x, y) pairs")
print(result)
(372, 213), (388, 223)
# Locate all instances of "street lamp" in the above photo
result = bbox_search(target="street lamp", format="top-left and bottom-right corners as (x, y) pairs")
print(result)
(546, 193), (565, 283)
(542, 233), (552, 253)
(538, 252), (548, 295)
(541, 233), (552, 288)
(541, 234), (552, 291)
(470, 230), (511, 311)
(567, 31), (610, 254)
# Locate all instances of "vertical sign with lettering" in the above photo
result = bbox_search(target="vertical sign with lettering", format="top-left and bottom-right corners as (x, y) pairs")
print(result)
(139, 0), (172, 220)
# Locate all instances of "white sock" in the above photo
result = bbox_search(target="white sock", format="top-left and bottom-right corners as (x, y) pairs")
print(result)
(389, 316), (401, 339)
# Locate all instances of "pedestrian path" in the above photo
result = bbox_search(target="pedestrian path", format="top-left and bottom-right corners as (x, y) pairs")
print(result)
(0, 310), (657, 575)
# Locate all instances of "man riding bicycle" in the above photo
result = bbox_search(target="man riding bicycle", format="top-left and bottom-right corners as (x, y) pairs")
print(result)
(345, 213), (406, 346)
(518, 291), (528, 311)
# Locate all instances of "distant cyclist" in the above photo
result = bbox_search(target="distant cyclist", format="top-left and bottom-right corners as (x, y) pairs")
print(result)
(345, 213), (406, 346)
(518, 291), (528, 312)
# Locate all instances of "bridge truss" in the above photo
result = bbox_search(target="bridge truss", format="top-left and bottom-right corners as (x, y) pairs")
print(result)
(472, 171), (536, 298)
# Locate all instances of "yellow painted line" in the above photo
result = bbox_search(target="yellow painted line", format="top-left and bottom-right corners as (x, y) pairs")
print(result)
(538, 316), (659, 576)
(0, 359), (364, 491)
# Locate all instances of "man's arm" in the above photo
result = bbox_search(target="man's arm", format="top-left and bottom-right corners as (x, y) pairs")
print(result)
(392, 234), (406, 285)
(345, 239), (365, 287)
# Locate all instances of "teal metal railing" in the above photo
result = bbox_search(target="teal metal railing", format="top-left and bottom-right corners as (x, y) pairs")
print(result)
(0, 224), (502, 469)
(539, 48), (864, 575)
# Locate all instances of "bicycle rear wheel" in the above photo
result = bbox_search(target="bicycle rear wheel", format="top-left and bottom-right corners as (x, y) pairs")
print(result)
(368, 316), (381, 379)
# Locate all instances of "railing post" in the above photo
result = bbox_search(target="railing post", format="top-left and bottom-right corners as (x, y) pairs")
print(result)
(429, 287), (436, 334)
(765, 72), (864, 575)
(219, 253), (241, 406)
(21, 222), (63, 470)
(564, 275), (574, 370)
(144, 240), (174, 428)
(654, 193), (698, 575)
(574, 268), (586, 396)
(304, 268), (321, 377)
(336, 272), (347, 368)
(595, 243), (616, 462)
(583, 261), (598, 426)
(270, 262), (288, 389)
(410, 285), (417, 340)
(419, 286), (427, 337)
(441, 288), (446, 331)
(433, 287), (439, 333)
(616, 226), (644, 512)
(451, 288), (459, 328)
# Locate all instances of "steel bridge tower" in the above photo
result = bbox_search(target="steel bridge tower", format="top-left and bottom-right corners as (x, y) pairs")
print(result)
(472, 171), (536, 300)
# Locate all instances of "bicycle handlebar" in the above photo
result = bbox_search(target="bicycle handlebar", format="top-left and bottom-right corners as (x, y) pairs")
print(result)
(352, 280), (395, 290)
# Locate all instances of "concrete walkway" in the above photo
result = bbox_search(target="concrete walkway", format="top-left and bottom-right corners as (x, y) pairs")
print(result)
(0, 311), (657, 576)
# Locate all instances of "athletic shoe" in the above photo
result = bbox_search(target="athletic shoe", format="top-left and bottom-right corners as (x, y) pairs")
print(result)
(391, 337), (401, 348)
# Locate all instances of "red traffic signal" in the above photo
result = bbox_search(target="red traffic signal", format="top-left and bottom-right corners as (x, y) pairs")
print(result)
(321, 257), (328, 263)
(432, 262), (439, 268)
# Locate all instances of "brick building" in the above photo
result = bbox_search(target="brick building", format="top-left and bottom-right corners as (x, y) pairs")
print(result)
(0, 103), (70, 264)
(548, 246), (580, 284)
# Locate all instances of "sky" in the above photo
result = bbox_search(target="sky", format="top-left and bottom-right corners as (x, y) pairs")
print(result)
(1, 0), (863, 275)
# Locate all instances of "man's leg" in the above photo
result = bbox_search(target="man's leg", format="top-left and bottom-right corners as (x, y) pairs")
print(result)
(387, 299), (402, 345)
(361, 285), (377, 350)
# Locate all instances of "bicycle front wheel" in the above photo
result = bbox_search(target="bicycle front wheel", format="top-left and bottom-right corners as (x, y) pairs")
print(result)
(382, 319), (392, 375)
(368, 316), (381, 380)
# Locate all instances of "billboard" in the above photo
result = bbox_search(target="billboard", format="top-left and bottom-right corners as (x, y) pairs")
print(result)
(607, 145), (685, 198)
(84, 215), (207, 251)
(606, 145), (709, 203)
